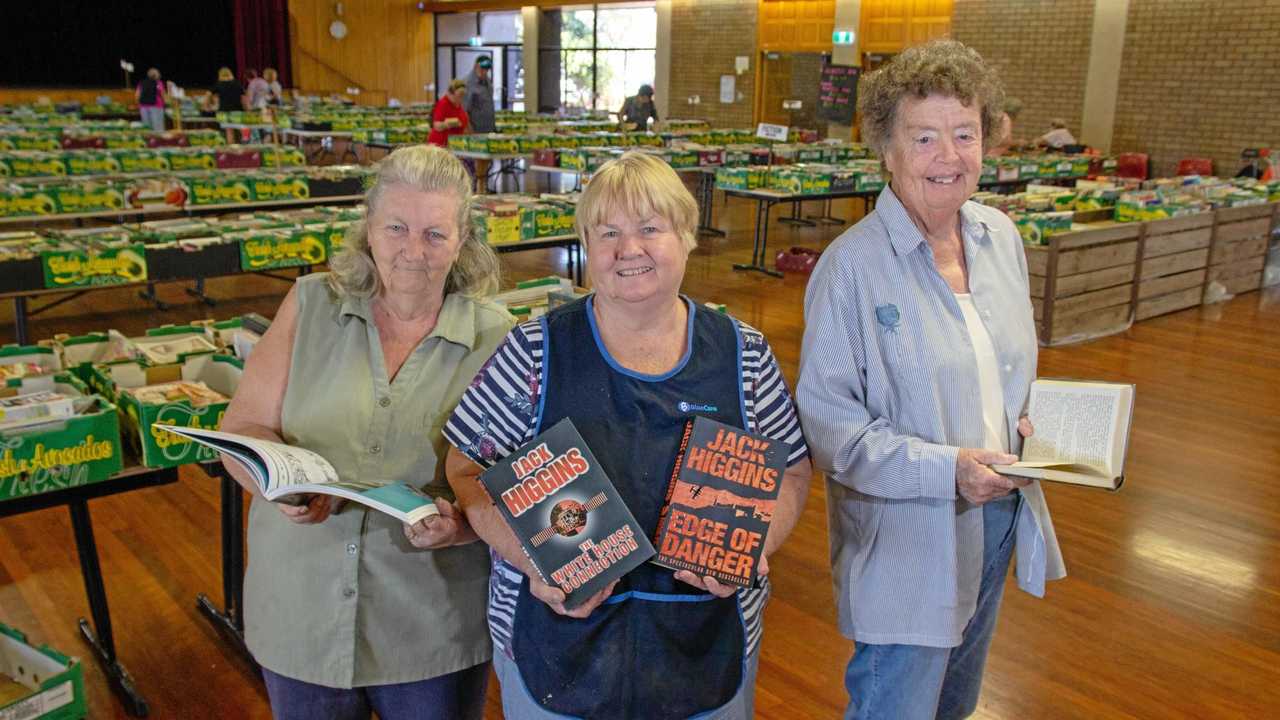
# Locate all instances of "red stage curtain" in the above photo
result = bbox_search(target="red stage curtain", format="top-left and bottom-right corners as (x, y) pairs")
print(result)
(232, 0), (292, 86)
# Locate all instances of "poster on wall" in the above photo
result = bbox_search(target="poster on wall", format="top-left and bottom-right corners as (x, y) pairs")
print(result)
(817, 63), (859, 125)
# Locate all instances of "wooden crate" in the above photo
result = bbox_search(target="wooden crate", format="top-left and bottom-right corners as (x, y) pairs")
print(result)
(1205, 203), (1276, 301)
(1026, 222), (1139, 346)
(1136, 213), (1213, 319)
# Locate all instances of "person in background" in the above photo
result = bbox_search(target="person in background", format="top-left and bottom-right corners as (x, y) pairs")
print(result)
(618, 84), (659, 131)
(463, 56), (496, 192)
(427, 79), (470, 148)
(245, 69), (270, 110)
(135, 68), (166, 132)
(219, 145), (512, 720)
(1037, 119), (1076, 150)
(987, 96), (1022, 157)
(445, 151), (812, 719)
(203, 67), (244, 115)
(263, 68), (285, 106)
(797, 39), (1065, 720)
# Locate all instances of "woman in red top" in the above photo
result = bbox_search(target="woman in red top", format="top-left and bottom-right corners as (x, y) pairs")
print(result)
(428, 79), (471, 147)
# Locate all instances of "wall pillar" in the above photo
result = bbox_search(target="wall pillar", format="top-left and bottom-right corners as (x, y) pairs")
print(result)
(1080, 0), (1129, 152)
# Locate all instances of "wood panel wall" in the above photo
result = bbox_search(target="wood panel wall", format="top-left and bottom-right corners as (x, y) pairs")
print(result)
(0, 88), (139, 106)
(288, 0), (434, 106)
(859, 0), (951, 55)
(758, 0), (836, 52)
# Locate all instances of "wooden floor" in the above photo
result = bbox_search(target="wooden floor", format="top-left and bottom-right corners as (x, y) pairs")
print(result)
(1, 194), (1278, 719)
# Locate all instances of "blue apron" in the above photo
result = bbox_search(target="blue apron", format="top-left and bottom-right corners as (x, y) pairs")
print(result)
(511, 295), (749, 719)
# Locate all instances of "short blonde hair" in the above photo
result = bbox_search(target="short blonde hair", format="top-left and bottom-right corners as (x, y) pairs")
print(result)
(217, 67), (234, 82)
(448, 78), (467, 93)
(574, 151), (698, 253)
(329, 145), (499, 299)
(263, 68), (278, 82)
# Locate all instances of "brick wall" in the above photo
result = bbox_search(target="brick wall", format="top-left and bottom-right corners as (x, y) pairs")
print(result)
(1113, 0), (1280, 177)
(668, 0), (757, 128)
(951, 0), (1094, 149)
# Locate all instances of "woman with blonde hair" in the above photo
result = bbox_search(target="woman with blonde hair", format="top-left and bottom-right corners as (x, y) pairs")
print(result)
(206, 67), (243, 114)
(219, 144), (512, 719)
(444, 150), (813, 719)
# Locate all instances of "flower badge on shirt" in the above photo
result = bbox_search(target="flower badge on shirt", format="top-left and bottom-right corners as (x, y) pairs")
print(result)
(875, 303), (901, 335)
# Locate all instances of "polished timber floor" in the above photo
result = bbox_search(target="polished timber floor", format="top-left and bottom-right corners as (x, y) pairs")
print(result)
(1, 194), (1277, 719)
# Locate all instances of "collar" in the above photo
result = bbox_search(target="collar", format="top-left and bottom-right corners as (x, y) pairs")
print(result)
(338, 292), (477, 351)
(877, 185), (995, 256)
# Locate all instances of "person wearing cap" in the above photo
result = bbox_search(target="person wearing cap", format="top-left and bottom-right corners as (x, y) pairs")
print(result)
(428, 79), (471, 147)
(463, 57), (497, 192)
(1037, 119), (1077, 150)
(619, 84), (659, 130)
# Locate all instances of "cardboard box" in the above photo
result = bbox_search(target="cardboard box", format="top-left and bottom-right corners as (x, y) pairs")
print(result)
(41, 244), (148, 288)
(250, 174), (311, 203)
(0, 374), (124, 496)
(92, 353), (242, 468)
(234, 229), (322, 271)
(0, 623), (87, 720)
(261, 146), (306, 168)
(520, 204), (576, 240)
(117, 149), (171, 174)
(50, 183), (126, 214)
(65, 151), (122, 176)
(1014, 211), (1074, 245)
(167, 148), (218, 171)
(715, 166), (767, 191)
(472, 212), (522, 245)
(184, 175), (255, 206)
(1, 154), (69, 178)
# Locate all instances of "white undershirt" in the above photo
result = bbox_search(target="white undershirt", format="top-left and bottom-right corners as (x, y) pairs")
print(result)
(954, 293), (1008, 452)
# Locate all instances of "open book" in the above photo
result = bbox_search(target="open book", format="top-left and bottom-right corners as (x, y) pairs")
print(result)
(154, 424), (440, 524)
(993, 379), (1135, 490)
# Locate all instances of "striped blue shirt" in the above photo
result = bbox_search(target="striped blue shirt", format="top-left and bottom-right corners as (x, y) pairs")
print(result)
(445, 305), (808, 658)
(796, 186), (1066, 648)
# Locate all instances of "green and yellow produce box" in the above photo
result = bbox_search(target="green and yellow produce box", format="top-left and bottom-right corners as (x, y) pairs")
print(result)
(250, 173), (311, 202)
(1013, 211), (1073, 245)
(184, 174), (255, 205)
(0, 154), (69, 178)
(0, 622), (88, 720)
(235, 228), (325, 271)
(261, 146), (306, 168)
(0, 373), (124, 498)
(65, 151), (122, 176)
(41, 243), (147, 288)
(715, 166), (768, 191)
(472, 211), (522, 245)
(117, 149), (171, 174)
(168, 148), (219, 171)
(93, 353), (242, 468)
(521, 203), (575, 240)
(0, 187), (62, 217)
(50, 183), (126, 214)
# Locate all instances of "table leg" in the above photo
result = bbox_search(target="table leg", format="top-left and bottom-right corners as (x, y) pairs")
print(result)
(69, 500), (149, 717)
(13, 296), (29, 345)
(697, 172), (726, 238)
(807, 198), (845, 225)
(195, 466), (257, 670)
(778, 200), (816, 227)
(184, 277), (218, 307)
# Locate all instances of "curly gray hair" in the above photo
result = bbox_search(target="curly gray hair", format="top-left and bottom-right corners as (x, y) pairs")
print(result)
(857, 40), (1006, 158)
(328, 145), (499, 299)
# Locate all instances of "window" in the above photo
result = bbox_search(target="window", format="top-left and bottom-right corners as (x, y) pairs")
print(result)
(538, 3), (657, 114)
(434, 11), (524, 111)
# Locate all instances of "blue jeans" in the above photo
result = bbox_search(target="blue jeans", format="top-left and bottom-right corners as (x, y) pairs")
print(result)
(844, 492), (1021, 720)
(494, 648), (759, 719)
(261, 663), (489, 720)
(139, 106), (165, 132)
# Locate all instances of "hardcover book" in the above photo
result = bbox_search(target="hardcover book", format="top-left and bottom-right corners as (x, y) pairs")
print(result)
(477, 418), (655, 609)
(653, 416), (786, 588)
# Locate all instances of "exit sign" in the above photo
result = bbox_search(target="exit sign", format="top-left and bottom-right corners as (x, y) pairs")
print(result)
(833, 30), (856, 46)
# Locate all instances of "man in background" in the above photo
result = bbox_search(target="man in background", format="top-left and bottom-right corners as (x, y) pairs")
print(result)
(619, 84), (659, 130)
(464, 56), (496, 192)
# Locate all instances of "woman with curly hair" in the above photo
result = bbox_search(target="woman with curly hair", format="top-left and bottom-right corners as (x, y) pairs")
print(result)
(796, 40), (1066, 720)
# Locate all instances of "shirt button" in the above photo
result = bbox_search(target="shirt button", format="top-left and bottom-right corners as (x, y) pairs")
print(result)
(369, 444), (381, 455)
(346, 543), (358, 555)
(379, 397), (391, 408)
(343, 587), (355, 598)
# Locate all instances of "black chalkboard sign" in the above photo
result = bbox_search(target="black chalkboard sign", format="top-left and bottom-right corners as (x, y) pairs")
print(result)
(817, 63), (859, 125)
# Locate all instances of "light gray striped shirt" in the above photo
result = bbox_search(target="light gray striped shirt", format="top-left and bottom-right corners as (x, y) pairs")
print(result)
(797, 186), (1066, 648)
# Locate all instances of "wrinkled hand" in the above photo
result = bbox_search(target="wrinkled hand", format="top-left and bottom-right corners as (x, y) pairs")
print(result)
(956, 448), (1028, 506)
(1018, 416), (1035, 439)
(275, 494), (338, 524)
(674, 569), (739, 598)
(528, 577), (618, 619)
(403, 498), (467, 549)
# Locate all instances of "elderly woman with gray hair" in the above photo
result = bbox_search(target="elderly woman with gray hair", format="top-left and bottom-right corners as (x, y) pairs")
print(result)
(220, 145), (512, 720)
(796, 40), (1065, 720)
